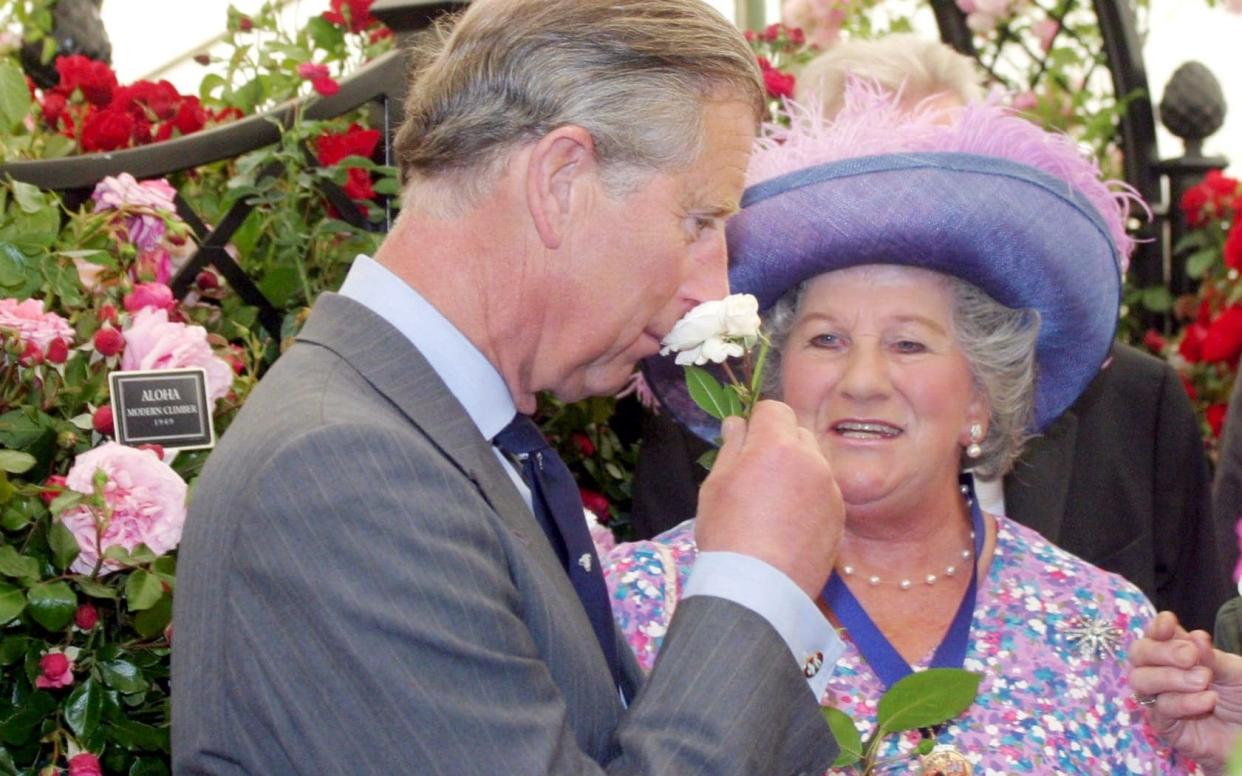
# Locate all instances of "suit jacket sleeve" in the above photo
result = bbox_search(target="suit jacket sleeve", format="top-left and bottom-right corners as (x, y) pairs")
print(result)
(186, 419), (835, 776)
(1152, 360), (1230, 631)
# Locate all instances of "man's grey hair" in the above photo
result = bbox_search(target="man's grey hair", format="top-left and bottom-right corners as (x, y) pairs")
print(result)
(761, 270), (1039, 479)
(393, 0), (765, 212)
(796, 33), (985, 118)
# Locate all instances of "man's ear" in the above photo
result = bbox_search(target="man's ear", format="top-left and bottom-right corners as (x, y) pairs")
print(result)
(525, 125), (597, 250)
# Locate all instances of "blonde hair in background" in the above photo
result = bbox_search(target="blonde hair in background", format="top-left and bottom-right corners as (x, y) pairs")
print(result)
(796, 33), (985, 118)
(393, 0), (764, 213)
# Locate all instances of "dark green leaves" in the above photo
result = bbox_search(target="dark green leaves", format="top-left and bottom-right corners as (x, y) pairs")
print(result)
(64, 678), (105, 740)
(48, 521), (81, 572)
(26, 581), (77, 631)
(125, 570), (164, 612)
(0, 584), (25, 626)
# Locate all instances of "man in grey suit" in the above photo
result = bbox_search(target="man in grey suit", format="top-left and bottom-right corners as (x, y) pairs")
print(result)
(172, 0), (848, 772)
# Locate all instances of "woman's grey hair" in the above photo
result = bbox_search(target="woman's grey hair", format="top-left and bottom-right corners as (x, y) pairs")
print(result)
(393, 0), (765, 212)
(795, 33), (985, 118)
(761, 271), (1040, 479)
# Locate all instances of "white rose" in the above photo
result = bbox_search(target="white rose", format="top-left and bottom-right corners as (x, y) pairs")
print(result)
(660, 294), (761, 365)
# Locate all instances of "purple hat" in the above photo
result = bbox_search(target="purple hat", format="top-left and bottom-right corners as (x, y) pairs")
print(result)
(644, 83), (1140, 442)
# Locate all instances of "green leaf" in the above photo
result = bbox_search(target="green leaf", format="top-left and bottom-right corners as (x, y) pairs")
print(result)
(128, 756), (171, 775)
(875, 668), (982, 734)
(25, 580), (77, 631)
(8, 182), (45, 215)
(371, 177), (401, 196)
(126, 570), (164, 612)
(0, 243), (40, 301)
(108, 719), (170, 753)
(132, 595), (172, 639)
(99, 659), (149, 694)
(0, 743), (17, 776)
(684, 366), (734, 420)
(695, 447), (718, 471)
(0, 583), (25, 626)
(0, 409), (56, 451)
(0, 60), (31, 131)
(64, 677), (105, 740)
(307, 15), (346, 50)
(0, 691), (55, 745)
(1140, 286), (1174, 314)
(0, 451), (34, 475)
(0, 637), (31, 666)
(822, 706), (863, 767)
(0, 546), (39, 585)
(1185, 248), (1220, 280)
(75, 577), (117, 600)
(48, 520), (81, 572)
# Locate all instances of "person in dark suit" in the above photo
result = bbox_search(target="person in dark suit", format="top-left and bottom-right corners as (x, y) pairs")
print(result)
(631, 34), (1226, 632)
(172, 1), (848, 773)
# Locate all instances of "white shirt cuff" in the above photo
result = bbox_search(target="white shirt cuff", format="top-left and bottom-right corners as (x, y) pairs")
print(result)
(684, 551), (843, 700)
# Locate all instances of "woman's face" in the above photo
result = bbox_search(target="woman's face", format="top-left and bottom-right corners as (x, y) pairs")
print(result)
(778, 265), (987, 515)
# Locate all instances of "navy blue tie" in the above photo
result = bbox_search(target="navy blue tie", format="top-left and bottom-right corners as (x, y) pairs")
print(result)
(493, 414), (621, 691)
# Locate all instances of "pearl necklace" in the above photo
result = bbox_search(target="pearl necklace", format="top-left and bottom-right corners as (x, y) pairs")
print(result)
(838, 484), (978, 592)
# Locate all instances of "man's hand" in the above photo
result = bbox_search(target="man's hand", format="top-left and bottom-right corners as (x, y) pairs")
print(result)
(695, 400), (843, 600)
(1128, 610), (1242, 775)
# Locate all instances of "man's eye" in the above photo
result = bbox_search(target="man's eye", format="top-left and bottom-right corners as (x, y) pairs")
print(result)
(691, 216), (719, 234)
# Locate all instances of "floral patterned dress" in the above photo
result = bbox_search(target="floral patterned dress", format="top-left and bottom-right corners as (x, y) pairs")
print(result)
(604, 515), (1199, 774)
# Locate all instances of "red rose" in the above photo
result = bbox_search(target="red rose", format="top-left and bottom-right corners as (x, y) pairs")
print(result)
(92, 404), (115, 437)
(297, 62), (331, 81)
(757, 57), (796, 100)
(113, 79), (181, 121)
(1226, 222), (1242, 272)
(311, 77), (340, 97)
(40, 475), (67, 506)
(1180, 185), (1209, 227)
(75, 603), (98, 631)
(743, 29), (757, 42)
(226, 345), (246, 375)
(67, 753), (103, 776)
(323, 0), (377, 32)
(761, 23), (782, 42)
(54, 55), (117, 107)
(41, 92), (67, 126)
(1179, 322), (1207, 363)
(35, 652), (74, 689)
(1141, 328), (1166, 353)
(45, 337), (69, 364)
(317, 123), (382, 201)
(173, 96), (207, 136)
(571, 432), (596, 458)
(1201, 306), (1242, 364)
(579, 488), (611, 523)
(238, 15), (254, 31)
(80, 107), (136, 152)
(97, 304), (118, 324)
(368, 27), (394, 44)
(1208, 403), (1229, 438)
(787, 27), (806, 45)
(1205, 169), (1240, 208)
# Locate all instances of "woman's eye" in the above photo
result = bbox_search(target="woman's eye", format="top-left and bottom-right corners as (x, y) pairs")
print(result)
(893, 339), (926, 354)
(810, 333), (841, 348)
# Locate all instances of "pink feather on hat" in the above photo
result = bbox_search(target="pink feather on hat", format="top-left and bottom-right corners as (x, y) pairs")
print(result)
(745, 78), (1145, 270)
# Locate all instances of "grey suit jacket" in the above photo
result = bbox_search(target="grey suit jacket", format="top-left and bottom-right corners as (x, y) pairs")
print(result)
(172, 293), (837, 775)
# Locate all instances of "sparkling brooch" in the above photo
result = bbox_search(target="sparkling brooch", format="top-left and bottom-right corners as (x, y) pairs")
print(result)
(1063, 614), (1124, 660)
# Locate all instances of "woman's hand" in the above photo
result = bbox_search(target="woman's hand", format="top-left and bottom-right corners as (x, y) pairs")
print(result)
(1128, 610), (1242, 774)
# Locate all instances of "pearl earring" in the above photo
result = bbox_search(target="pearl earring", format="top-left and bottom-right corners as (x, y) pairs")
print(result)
(966, 423), (983, 459)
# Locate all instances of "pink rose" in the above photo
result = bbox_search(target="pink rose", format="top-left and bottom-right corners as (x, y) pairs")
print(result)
(35, 651), (74, 689)
(67, 753), (103, 776)
(73, 257), (107, 291)
(123, 282), (176, 313)
(1031, 18), (1059, 52)
(92, 173), (179, 251)
(121, 308), (234, 402)
(133, 248), (173, 285)
(0, 298), (74, 352)
(58, 442), (187, 576)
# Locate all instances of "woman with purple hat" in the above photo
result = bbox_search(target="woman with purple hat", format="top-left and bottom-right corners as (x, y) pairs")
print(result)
(605, 85), (1197, 773)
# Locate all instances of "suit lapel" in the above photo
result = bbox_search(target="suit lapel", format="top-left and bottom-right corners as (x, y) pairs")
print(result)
(1003, 409), (1077, 542)
(295, 294), (571, 587)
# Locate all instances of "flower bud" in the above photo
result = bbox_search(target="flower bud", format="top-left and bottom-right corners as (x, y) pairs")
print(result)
(195, 270), (219, 290)
(35, 651), (74, 689)
(138, 443), (165, 460)
(579, 488), (611, 523)
(67, 752), (103, 776)
(93, 325), (125, 357)
(18, 341), (43, 366)
(45, 337), (69, 364)
(193, 53), (211, 66)
(57, 430), (78, 449)
(40, 474), (67, 506)
(97, 304), (118, 324)
(75, 602), (98, 630)
(93, 404), (115, 437)
(571, 433), (596, 458)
